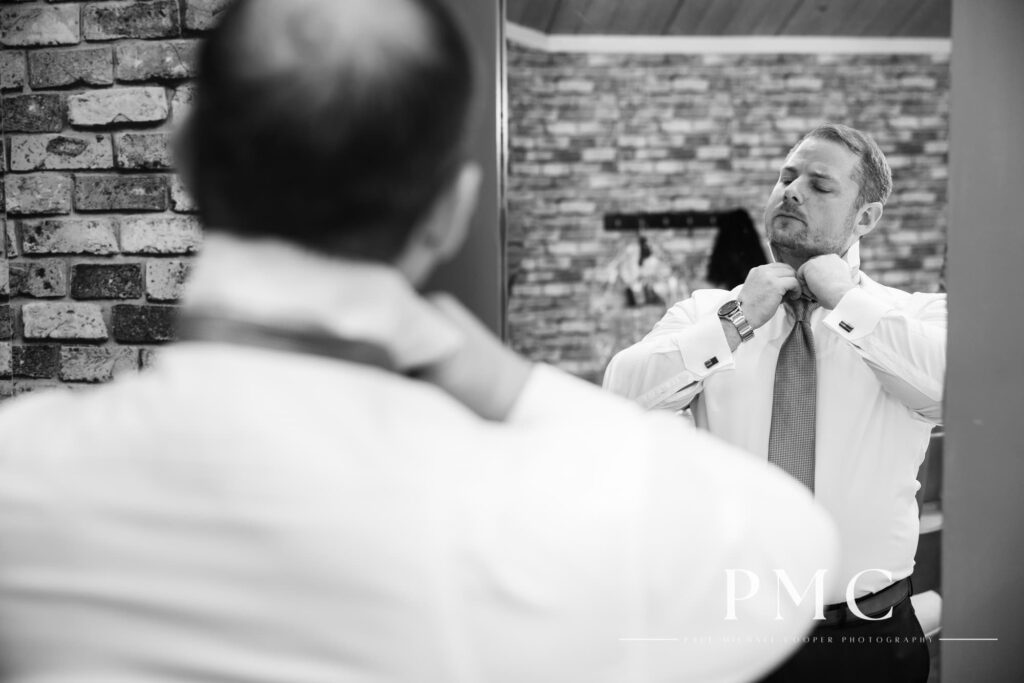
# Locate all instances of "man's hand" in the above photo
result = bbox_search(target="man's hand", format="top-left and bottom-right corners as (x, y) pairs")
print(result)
(799, 255), (857, 309)
(738, 263), (802, 329)
(415, 293), (533, 422)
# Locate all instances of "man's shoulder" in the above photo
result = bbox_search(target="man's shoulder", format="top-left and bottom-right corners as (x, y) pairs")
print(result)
(0, 387), (79, 431)
(0, 387), (91, 474)
(858, 273), (946, 311)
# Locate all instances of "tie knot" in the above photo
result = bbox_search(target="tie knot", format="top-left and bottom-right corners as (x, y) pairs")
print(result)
(788, 297), (813, 322)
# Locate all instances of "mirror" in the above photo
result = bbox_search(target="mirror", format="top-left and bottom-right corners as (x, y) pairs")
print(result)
(504, 2), (949, 384)
(504, 0), (949, 679)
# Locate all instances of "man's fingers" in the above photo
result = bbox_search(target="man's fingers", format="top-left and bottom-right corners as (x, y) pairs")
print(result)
(779, 275), (802, 295)
(769, 262), (798, 276)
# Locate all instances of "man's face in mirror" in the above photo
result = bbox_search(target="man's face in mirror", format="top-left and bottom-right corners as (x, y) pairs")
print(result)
(764, 138), (863, 259)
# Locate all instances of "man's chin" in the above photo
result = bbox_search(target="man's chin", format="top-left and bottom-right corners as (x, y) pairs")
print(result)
(768, 238), (823, 261)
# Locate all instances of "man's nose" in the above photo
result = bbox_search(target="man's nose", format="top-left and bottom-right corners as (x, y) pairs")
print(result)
(783, 183), (803, 204)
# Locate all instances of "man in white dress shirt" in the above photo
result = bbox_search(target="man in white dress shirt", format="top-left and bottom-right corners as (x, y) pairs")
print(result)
(0, 0), (838, 681)
(605, 123), (945, 683)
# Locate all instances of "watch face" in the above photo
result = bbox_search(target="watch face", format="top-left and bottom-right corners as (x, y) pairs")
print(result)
(718, 300), (739, 316)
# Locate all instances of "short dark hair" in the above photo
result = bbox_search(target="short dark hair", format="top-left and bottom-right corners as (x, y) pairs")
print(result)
(795, 123), (892, 207)
(180, 0), (475, 260)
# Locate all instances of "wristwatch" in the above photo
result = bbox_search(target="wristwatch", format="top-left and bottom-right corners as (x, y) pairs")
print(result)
(717, 299), (754, 343)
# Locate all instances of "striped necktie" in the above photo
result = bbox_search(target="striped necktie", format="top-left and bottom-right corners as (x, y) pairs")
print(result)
(767, 297), (817, 492)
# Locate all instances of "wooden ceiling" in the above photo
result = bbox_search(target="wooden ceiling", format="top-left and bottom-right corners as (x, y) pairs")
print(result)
(506, 0), (951, 37)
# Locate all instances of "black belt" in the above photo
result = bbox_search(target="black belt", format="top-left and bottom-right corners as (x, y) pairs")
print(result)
(820, 577), (912, 627)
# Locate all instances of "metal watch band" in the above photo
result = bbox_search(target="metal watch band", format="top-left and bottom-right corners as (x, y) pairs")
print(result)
(721, 303), (754, 343)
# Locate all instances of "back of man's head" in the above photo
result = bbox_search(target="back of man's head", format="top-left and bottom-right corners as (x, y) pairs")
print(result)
(177, 0), (475, 260)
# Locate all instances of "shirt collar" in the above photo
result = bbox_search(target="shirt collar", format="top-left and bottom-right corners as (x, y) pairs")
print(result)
(843, 241), (862, 271)
(769, 242), (862, 311)
(181, 233), (464, 370)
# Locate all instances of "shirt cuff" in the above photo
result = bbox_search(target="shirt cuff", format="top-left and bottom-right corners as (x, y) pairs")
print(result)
(676, 315), (735, 378)
(823, 287), (895, 342)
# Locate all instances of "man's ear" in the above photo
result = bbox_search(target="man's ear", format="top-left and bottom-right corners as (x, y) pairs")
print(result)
(853, 201), (883, 238)
(428, 161), (482, 260)
(394, 161), (482, 286)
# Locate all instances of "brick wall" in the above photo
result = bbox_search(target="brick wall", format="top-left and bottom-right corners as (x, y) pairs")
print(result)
(1, 1), (226, 398)
(506, 42), (950, 384)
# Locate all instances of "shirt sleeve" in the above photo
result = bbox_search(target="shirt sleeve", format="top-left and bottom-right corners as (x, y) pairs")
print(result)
(602, 293), (736, 412)
(823, 288), (946, 423)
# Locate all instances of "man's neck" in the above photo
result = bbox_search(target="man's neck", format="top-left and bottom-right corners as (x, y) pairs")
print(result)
(770, 244), (811, 270)
(769, 242), (861, 271)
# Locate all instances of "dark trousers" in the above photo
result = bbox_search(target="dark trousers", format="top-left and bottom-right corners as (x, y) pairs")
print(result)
(758, 591), (930, 683)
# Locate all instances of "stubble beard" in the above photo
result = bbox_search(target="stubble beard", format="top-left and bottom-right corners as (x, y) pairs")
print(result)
(765, 207), (858, 262)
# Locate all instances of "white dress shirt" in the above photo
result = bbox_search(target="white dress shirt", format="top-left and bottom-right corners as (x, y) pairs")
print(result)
(604, 245), (946, 604)
(0, 234), (838, 683)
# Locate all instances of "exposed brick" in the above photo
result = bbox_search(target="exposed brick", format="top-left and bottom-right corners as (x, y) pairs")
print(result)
(0, 5), (81, 47)
(0, 343), (10, 379)
(83, 0), (180, 41)
(786, 76), (824, 91)
(146, 259), (190, 301)
(2, 94), (64, 133)
(9, 134), (114, 171)
(4, 174), (73, 216)
(121, 215), (201, 254)
(10, 260), (68, 298)
(20, 217), (119, 255)
(13, 345), (60, 379)
(0, 51), (27, 91)
(28, 47), (114, 89)
(115, 132), (173, 169)
(60, 346), (139, 383)
(0, 307), (11, 340)
(4, 221), (16, 258)
(74, 174), (168, 211)
(115, 40), (198, 81)
(184, 0), (230, 31)
(112, 304), (176, 343)
(169, 175), (197, 212)
(71, 263), (143, 299)
(23, 302), (108, 341)
(67, 87), (168, 127)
